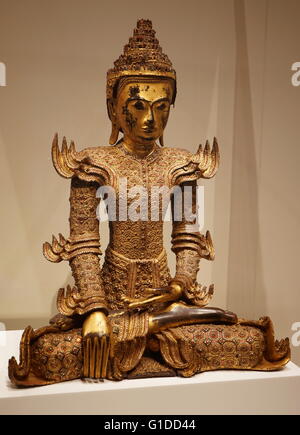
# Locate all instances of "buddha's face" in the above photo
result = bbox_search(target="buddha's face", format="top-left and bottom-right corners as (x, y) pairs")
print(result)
(115, 79), (173, 146)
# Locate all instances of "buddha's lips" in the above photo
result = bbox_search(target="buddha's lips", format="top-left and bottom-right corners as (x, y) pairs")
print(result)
(142, 127), (156, 133)
(138, 136), (155, 141)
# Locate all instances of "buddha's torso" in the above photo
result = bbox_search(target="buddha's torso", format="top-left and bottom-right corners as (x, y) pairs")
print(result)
(78, 142), (192, 259)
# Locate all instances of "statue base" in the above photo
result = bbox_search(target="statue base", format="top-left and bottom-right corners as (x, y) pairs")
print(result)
(8, 313), (290, 387)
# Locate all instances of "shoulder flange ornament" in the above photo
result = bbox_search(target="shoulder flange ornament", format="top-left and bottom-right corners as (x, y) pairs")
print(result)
(169, 137), (220, 186)
(51, 133), (115, 186)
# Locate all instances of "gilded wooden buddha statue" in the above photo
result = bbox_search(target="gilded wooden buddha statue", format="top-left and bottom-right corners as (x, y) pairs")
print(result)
(9, 19), (290, 386)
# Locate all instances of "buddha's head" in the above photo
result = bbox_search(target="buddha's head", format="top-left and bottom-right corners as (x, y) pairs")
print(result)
(106, 19), (176, 147)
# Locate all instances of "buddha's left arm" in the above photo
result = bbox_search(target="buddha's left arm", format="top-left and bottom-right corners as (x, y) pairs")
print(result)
(171, 180), (214, 293)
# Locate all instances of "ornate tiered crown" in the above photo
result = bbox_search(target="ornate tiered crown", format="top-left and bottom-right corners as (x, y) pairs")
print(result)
(106, 19), (176, 101)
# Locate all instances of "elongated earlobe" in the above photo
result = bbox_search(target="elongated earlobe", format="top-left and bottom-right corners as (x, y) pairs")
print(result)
(159, 135), (164, 147)
(109, 123), (120, 145)
(107, 99), (120, 145)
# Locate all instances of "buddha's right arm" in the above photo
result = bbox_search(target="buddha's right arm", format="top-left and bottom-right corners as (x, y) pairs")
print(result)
(69, 178), (110, 379)
(43, 177), (108, 317)
(68, 177), (108, 315)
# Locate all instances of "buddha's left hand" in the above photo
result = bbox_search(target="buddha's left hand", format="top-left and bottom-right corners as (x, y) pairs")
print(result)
(82, 311), (110, 379)
(122, 279), (184, 309)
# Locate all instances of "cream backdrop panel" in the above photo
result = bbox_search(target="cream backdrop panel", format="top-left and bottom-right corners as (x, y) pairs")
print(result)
(0, 0), (299, 365)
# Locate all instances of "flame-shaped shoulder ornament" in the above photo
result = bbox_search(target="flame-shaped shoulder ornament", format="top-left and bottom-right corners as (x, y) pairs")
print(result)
(51, 133), (115, 186)
(169, 137), (220, 186)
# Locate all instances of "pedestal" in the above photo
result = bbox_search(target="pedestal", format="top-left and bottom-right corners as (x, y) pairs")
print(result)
(1, 330), (300, 415)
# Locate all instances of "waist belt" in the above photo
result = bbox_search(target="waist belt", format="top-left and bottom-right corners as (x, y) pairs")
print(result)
(104, 246), (168, 298)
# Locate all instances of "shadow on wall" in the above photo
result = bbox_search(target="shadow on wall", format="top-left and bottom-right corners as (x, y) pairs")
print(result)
(226, 0), (267, 319)
(2, 273), (74, 330)
(2, 318), (49, 330)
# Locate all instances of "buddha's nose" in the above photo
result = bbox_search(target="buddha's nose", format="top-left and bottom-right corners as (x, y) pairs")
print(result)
(145, 107), (154, 125)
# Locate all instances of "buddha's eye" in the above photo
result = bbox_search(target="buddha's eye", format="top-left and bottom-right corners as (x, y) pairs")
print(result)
(156, 102), (169, 111)
(134, 101), (145, 110)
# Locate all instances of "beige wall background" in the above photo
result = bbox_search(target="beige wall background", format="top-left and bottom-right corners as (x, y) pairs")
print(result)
(0, 0), (299, 365)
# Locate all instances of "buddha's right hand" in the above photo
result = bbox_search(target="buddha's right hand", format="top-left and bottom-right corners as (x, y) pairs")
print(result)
(82, 311), (110, 379)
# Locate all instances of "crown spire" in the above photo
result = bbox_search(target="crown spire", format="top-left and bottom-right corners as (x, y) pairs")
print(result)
(106, 19), (176, 99)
